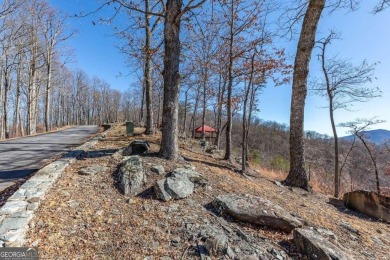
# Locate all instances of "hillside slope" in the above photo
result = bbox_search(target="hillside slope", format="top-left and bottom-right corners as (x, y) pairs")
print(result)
(25, 125), (389, 259)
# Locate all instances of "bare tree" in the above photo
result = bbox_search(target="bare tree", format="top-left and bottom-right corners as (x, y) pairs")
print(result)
(40, 7), (72, 131)
(313, 31), (380, 197)
(341, 118), (387, 195)
(374, 0), (390, 13)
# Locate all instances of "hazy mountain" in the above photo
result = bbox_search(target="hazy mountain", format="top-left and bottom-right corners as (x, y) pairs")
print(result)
(341, 129), (390, 144)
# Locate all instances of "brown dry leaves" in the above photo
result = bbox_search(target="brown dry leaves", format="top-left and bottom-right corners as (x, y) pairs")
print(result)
(25, 124), (390, 259)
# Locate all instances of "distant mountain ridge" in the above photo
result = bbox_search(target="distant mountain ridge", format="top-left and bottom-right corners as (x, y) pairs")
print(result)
(341, 129), (390, 144)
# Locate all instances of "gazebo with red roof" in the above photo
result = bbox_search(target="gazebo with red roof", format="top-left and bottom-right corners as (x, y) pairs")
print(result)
(194, 124), (217, 143)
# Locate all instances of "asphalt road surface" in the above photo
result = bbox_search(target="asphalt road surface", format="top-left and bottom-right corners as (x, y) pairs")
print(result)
(0, 126), (100, 192)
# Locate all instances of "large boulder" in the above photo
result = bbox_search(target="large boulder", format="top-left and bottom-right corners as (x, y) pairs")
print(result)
(293, 227), (352, 260)
(118, 156), (146, 195)
(154, 174), (194, 201)
(212, 194), (302, 232)
(123, 140), (150, 156)
(343, 190), (390, 222)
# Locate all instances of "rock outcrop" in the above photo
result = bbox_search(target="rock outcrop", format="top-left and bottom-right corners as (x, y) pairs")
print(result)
(118, 156), (146, 195)
(212, 194), (302, 232)
(293, 227), (352, 260)
(343, 190), (390, 222)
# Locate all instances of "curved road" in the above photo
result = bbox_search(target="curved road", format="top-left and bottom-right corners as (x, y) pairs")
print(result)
(0, 126), (100, 192)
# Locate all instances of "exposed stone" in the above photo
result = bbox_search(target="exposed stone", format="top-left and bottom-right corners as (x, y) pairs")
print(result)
(293, 227), (352, 260)
(200, 225), (228, 257)
(183, 164), (196, 171)
(154, 170), (195, 201)
(166, 174), (194, 199)
(171, 168), (206, 186)
(111, 149), (124, 160)
(343, 190), (390, 222)
(151, 165), (165, 175)
(118, 156), (146, 195)
(69, 200), (80, 209)
(154, 179), (172, 201)
(79, 165), (109, 176)
(123, 140), (150, 155)
(328, 197), (345, 208)
(339, 222), (360, 235)
(111, 209), (121, 215)
(0, 201), (29, 215)
(212, 194), (302, 232)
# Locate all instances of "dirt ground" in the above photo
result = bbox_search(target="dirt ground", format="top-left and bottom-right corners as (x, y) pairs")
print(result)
(26, 124), (390, 259)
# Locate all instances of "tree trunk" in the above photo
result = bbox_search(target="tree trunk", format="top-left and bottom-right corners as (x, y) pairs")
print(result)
(159, 0), (182, 160)
(224, 1), (234, 160)
(183, 89), (188, 137)
(283, 0), (325, 190)
(359, 137), (381, 195)
(144, 0), (154, 135)
(329, 100), (340, 196)
(201, 72), (207, 140)
(45, 56), (52, 132)
(216, 74), (226, 149)
(320, 34), (340, 197)
(3, 67), (10, 139)
(191, 87), (200, 138)
(242, 53), (255, 173)
(14, 52), (22, 136)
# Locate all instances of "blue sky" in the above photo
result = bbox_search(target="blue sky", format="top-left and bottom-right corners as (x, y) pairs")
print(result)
(50, 0), (390, 136)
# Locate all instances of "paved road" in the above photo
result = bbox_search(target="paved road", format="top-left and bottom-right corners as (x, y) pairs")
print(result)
(0, 126), (100, 192)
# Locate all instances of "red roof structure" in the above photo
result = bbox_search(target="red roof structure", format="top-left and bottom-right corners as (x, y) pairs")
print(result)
(195, 124), (216, 133)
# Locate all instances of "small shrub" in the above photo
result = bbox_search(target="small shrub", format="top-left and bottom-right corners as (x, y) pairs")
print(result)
(249, 150), (261, 165)
(270, 156), (289, 172)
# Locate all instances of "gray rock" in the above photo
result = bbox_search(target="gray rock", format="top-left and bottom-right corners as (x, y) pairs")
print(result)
(343, 190), (390, 222)
(154, 174), (194, 201)
(123, 140), (150, 155)
(111, 209), (121, 215)
(168, 204), (179, 212)
(118, 156), (146, 195)
(79, 165), (109, 176)
(166, 174), (194, 199)
(339, 222), (360, 235)
(293, 227), (352, 260)
(69, 200), (80, 209)
(200, 225), (229, 257)
(226, 246), (235, 258)
(184, 164), (196, 171)
(212, 194), (302, 232)
(111, 149), (124, 160)
(171, 168), (205, 185)
(154, 179), (172, 201)
(151, 165), (165, 175)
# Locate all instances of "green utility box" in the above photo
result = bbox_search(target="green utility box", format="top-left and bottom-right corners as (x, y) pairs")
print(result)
(126, 121), (134, 136)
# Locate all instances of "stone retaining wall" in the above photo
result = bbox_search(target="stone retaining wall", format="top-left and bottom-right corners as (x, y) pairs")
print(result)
(0, 128), (109, 247)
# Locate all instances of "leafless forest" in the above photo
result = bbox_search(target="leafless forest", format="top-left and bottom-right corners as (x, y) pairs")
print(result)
(0, 0), (389, 197)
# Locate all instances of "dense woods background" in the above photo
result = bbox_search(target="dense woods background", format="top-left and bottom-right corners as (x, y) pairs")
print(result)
(0, 0), (389, 196)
